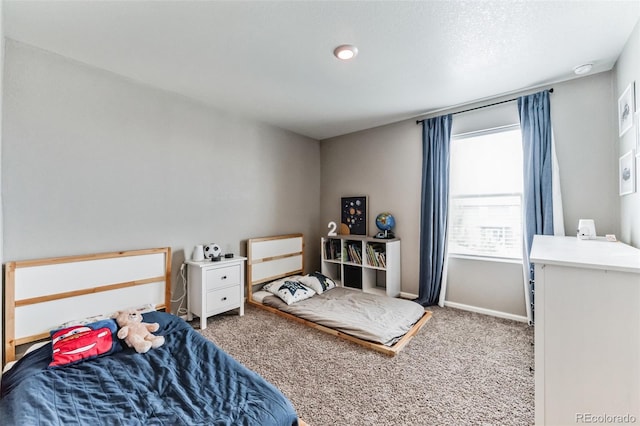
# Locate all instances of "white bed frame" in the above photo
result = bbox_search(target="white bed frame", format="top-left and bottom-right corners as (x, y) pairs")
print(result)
(246, 234), (431, 356)
(3, 247), (172, 366)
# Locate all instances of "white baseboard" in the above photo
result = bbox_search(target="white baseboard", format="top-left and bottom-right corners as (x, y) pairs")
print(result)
(400, 291), (418, 300)
(443, 300), (528, 323)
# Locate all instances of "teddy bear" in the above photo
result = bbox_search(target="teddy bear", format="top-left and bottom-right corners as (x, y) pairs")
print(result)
(113, 310), (165, 354)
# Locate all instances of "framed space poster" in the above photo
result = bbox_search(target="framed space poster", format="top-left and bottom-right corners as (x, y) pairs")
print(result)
(340, 196), (367, 235)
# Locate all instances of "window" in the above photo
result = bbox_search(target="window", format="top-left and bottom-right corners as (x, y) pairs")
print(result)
(448, 126), (523, 260)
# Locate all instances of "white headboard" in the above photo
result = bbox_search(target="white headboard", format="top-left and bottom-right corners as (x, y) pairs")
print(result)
(3, 247), (171, 365)
(246, 234), (304, 302)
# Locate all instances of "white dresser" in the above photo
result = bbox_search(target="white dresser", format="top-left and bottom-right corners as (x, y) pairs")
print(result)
(531, 235), (640, 425)
(186, 256), (247, 330)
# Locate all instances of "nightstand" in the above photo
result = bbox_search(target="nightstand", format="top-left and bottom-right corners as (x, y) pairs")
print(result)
(185, 256), (247, 330)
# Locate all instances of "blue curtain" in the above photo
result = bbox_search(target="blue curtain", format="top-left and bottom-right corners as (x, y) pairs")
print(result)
(518, 90), (554, 322)
(416, 114), (453, 306)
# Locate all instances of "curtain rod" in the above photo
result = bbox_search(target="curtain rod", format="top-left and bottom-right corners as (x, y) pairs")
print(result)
(415, 88), (553, 125)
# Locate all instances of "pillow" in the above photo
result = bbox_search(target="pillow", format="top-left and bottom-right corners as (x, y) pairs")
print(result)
(265, 279), (316, 305)
(299, 272), (337, 294)
(49, 319), (122, 368)
(262, 275), (304, 292)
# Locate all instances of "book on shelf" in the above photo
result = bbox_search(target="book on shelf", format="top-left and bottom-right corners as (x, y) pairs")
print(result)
(323, 239), (341, 261)
(366, 244), (386, 268)
(378, 252), (386, 268)
(346, 243), (362, 264)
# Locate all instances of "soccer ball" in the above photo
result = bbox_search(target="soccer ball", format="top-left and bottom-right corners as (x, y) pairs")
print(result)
(204, 243), (221, 260)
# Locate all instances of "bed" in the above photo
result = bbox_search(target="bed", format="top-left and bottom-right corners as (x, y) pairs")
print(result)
(1, 247), (301, 426)
(246, 234), (432, 356)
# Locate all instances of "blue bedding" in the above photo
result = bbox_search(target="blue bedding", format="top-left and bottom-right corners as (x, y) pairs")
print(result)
(0, 311), (299, 426)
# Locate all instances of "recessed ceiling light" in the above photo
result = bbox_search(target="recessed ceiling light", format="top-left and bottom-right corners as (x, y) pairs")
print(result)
(573, 63), (593, 75)
(334, 44), (358, 61)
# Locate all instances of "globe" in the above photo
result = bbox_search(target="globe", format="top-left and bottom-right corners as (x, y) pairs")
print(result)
(375, 212), (396, 238)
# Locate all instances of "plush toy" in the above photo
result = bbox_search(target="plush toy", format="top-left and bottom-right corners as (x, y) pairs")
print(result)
(113, 310), (165, 354)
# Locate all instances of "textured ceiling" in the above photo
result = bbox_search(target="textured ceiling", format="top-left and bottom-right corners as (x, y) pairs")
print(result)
(4, 1), (640, 140)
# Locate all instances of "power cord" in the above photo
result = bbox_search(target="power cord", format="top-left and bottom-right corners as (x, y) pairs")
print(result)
(170, 263), (188, 317)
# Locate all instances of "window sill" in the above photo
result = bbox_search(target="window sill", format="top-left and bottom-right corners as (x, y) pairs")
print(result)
(448, 253), (523, 265)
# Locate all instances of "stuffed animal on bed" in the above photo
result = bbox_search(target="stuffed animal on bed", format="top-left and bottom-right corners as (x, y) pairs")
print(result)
(113, 310), (165, 354)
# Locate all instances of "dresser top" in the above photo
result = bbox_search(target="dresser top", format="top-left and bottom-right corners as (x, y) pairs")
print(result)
(530, 235), (640, 273)
(185, 256), (247, 267)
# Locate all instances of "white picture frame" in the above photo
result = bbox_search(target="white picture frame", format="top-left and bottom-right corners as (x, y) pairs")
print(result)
(618, 83), (635, 137)
(619, 150), (636, 196)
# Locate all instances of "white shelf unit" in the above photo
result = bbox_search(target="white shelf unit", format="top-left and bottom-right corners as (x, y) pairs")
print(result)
(321, 235), (400, 297)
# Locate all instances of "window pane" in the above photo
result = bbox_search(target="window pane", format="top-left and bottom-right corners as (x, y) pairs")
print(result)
(449, 194), (522, 258)
(448, 128), (523, 259)
(450, 129), (523, 195)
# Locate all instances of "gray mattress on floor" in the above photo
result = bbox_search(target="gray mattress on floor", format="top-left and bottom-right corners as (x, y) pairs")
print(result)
(262, 287), (425, 346)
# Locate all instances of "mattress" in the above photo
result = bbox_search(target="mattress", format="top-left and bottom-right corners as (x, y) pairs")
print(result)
(0, 311), (299, 426)
(262, 287), (425, 346)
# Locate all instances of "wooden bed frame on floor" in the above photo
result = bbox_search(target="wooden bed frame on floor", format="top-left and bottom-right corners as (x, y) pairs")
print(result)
(3, 247), (172, 366)
(246, 233), (432, 356)
(3, 247), (309, 426)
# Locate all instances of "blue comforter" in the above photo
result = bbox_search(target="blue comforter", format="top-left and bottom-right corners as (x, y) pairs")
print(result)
(0, 311), (299, 426)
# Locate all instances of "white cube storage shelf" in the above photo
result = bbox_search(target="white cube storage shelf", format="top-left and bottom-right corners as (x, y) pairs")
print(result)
(321, 236), (400, 297)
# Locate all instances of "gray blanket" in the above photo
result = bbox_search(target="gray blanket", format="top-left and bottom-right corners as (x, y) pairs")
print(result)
(262, 287), (425, 346)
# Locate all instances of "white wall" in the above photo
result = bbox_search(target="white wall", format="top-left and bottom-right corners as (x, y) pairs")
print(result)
(614, 20), (640, 248)
(2, 40), (322, 312)
(552, 73), (620, 237)
(445, 258), (525, 319)
(321, 120), (423, 296)
(321, 72), (618, 317)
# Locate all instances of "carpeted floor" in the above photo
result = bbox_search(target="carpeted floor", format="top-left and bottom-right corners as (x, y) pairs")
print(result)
(196, 304), (534, 426)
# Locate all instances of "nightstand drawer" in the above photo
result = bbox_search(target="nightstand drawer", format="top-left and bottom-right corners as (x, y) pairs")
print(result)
(205, 265), (240, 290)
(206, 286), (241, 313)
